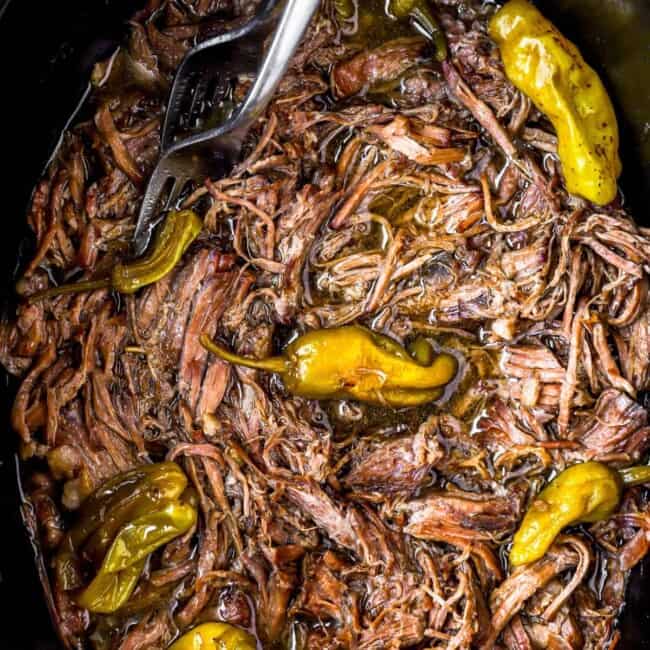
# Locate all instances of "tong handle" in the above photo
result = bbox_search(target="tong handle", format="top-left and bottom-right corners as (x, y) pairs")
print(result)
(234, 0), (322, 132)
(160, 0), (280, 152)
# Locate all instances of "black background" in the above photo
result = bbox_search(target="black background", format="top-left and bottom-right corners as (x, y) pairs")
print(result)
(0, 0), (648, 648)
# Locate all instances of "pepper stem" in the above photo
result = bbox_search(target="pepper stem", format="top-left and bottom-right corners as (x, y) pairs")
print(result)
(200, 334), (287, 374)
(28, 278), (112, 303)
(619, 465), (650, 487)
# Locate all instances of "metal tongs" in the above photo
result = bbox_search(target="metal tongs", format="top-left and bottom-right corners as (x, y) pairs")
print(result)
(133, 0), (321, 255)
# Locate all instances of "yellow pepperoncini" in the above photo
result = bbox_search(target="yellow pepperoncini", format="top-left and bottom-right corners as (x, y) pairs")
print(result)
(489, 0), (621, 205)
(55, 462), (198, 614)
(100, 500), (196, 573)
(77, 500), (196, 613)
(76, 559), (147, 615)
(201, 326), (458, 407)
(169, 623), (257, 650)
(510, 461), (650, 566)
(112, 209), (202, 293)
(29, 210), (202, 301)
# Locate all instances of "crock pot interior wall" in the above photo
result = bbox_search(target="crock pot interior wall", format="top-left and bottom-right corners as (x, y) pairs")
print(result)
(0, 1), (648, 648)
(0, 5), (140, 647)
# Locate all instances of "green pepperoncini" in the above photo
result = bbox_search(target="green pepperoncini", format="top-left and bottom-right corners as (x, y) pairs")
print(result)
(29, 210), (202, 302)
(55, 462), (197, 614)
(388, 0), (447, 59)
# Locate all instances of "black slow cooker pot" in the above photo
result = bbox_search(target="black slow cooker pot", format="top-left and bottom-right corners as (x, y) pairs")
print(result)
(0, 0), (648, 647)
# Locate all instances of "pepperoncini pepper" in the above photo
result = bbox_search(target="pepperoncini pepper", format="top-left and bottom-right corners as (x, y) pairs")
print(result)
(76, 559), (147, 615)
(169, 623), (257, 650)
(57, 463), (189, 575)
(201, 325), (457, 407)
(55, 462), (198, 614)
(388, 0), (447, 60)
(77, 500), (196, 613)
(618, 465), (650, 487)
(112, 209), (202, 293)
(489, 0), (621, 205)
(408, 336), (435, 367)
(334, 0), (354, 19)
(510, 461), (650, 566)
(101, 499), (196, 573)
(29, 209), (202, 302)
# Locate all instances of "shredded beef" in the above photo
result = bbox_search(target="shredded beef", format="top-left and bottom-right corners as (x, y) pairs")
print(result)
(3, 0), (650, 648)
